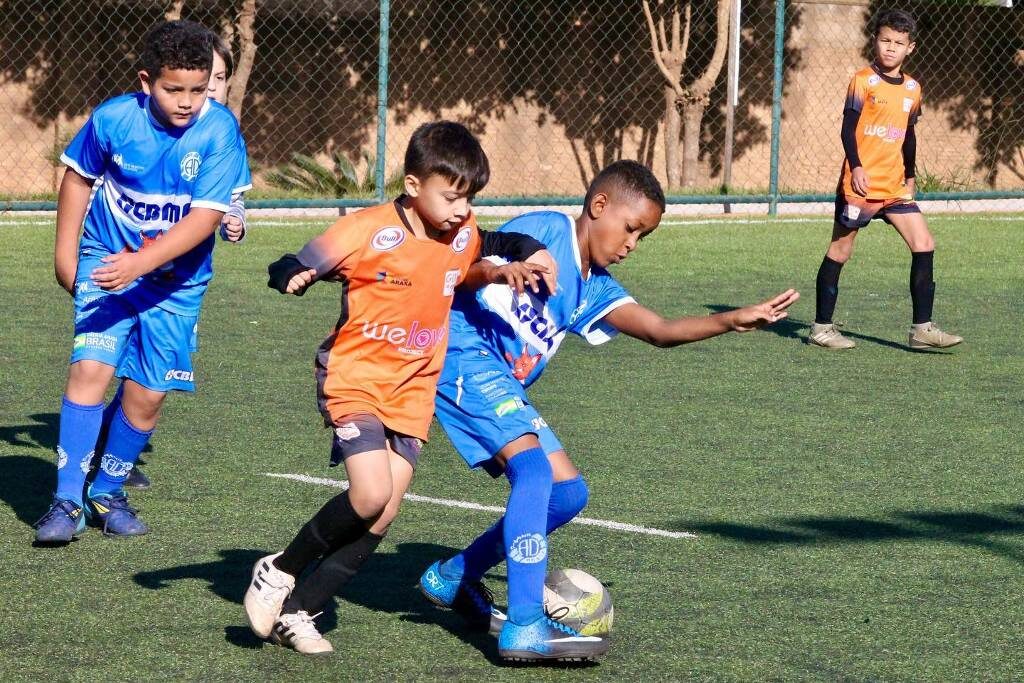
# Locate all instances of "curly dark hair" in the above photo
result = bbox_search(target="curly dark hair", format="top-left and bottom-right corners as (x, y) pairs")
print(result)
(587, 160), (666, 212)
(875, 9), (917, 41)
(405, 121), (490, 196)
(140, 20), (214, 79)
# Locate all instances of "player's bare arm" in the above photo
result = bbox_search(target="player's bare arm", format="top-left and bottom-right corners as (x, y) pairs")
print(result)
(605, 289), (799, 347)
(90, 208), (225, 291)
(54, 169), (94, 294)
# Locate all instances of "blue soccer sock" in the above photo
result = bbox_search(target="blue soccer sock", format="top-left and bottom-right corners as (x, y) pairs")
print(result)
(502, 447), (553, 625)
(442, 475), (590, 584)
(88, 405), (153, 497)
(54, 396), (105, 505)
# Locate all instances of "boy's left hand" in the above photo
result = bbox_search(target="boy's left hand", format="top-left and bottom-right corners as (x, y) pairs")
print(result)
(222, 215), (245, 242)
(525, 249), (558, 295)
(730, 289), (800, 332)
(90, 249), (151, 291)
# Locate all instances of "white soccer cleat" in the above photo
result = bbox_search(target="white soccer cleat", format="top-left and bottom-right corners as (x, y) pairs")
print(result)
(244, 552), (296, 639)
(808, 322), (856, 349)
(272, 611), (334, 655)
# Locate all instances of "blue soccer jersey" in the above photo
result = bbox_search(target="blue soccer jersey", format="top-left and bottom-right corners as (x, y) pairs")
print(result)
(61, 93), (251, 315)
(443, 211), (635, 388)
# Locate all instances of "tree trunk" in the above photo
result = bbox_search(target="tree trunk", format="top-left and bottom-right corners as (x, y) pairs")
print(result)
(664, 86), (682, 189)
(227, 0), (257, 120)
(681, 100), (705, 188)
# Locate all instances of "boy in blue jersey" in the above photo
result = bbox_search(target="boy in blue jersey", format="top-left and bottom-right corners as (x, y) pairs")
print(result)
(34, 19), (250, 543)
(418, 161), (799, 662)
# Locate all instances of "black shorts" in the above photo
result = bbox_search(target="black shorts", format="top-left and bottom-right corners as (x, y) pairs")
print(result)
(328, 413), (423, 469)
(834, 193), (921, 229)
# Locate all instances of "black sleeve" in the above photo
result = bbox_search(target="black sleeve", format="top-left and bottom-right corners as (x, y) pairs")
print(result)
(841, 108), (862, 169)
(267, 253), (310, 295)
(479, 230), (545, 261)
(902, 124), (917, 179)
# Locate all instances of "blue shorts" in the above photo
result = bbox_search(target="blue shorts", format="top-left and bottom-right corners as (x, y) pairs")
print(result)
(435, 354), (562, 477)
(72, 259), (199, 393)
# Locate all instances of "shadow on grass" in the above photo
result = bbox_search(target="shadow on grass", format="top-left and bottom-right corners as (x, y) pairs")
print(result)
(675, 505), (1024, 563)
(0, 454), (56, 527)
(132, 542), (515, 663)
(703, 305), (950, 353)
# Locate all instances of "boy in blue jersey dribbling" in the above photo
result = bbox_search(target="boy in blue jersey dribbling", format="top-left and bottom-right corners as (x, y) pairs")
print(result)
(418, 161), (799, 662)
(35, 19), (250, 543)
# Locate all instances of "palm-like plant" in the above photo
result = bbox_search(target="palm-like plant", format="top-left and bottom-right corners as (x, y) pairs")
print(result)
(265, 150), (403, 197)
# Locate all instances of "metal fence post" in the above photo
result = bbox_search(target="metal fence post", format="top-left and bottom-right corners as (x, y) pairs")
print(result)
(768, 0), (785, 216)
(375, 0), (391, 204)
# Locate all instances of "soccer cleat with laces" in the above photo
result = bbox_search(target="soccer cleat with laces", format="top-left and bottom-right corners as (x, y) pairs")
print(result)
(244, 552), (296, 638)
(498, 615), (609, 662)
(419, 560), (508, 634)
(271, 610), (333, 655)
(86, 490), (149, 536)
(808, 322), (856, 349)
(909, 323), (963, 349)
(124, 466), (151, 490)
(34, 498), (86, 543)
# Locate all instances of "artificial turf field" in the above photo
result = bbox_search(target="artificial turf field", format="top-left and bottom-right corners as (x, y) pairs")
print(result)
(1, 213), (1022, 681)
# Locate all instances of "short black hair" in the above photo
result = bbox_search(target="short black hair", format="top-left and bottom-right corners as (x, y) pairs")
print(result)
(875, 8), (917, 41)
(404, 121), (490, 196)
(212, 34), (235, 78)
(586, 160), (666, 213)
(140, 20), (214, 79)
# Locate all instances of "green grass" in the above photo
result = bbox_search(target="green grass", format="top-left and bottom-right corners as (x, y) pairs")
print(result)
(1, 214), (1022, 681)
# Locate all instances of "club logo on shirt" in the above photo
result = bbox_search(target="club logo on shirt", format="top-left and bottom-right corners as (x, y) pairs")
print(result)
(863, 123), (906, 142)
(370, 226), (406, 251)
(903, 97), (914, 113)
(111, 153), (144, 173)
(180, 151), (202, 181)
(361, 320), (447, 356)
(376, 271), (412, 287)
(451, 227), (472, 253)
(443, 269), (460, 296)
(905, 79), (918, 91)
(867, 74), (881, 86)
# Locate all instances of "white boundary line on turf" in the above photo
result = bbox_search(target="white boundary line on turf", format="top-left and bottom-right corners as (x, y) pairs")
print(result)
(3, 215), (1021, 229)
(265, 472), (697, 540)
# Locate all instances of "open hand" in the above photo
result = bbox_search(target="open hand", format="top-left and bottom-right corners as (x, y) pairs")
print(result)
(491, 261), (550, 296)
(731, 289), (800, 332)
(90, 249), (149, 291)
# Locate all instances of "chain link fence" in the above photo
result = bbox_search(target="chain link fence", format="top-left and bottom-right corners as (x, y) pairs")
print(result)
(1, 0), (1021, 208)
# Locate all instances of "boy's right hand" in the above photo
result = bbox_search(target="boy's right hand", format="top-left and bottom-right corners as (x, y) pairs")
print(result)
(268, 254), (317, 296)
(851, 167), (870, 197)
(729, 289), (800, 332)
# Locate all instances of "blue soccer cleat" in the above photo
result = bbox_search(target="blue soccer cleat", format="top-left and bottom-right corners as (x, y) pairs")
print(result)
(498, 615), (609, 663)
(86, 490), (149, 536)
(34, 498), (86, 543)
(419, 560), (507, 634)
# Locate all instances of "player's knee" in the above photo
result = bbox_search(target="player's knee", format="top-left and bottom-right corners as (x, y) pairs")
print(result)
(67, 361), (114, 395)
(826, 244), (853, 264)
(371, 499), (402, 534)
(913, 234), (935, 252)
(349, 486), (392, 519)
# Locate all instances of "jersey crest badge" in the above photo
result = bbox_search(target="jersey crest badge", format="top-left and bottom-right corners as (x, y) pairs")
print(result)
(370, 226), (406, 251)
(452, 227), (472, 253)
(180, 151), (202, 181)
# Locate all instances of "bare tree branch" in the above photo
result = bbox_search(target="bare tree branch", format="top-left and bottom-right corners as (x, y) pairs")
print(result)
(642, 0), (682, 94)
(227, 0), (257, 119)
(165, 0), (185, 21)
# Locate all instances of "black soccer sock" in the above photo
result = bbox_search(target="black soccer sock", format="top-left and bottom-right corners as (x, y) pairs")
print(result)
(273, 491), (371, 578)
(910, 250), (935, 325)
(282, 529), (385, 616)
(815, 256), (845, 324)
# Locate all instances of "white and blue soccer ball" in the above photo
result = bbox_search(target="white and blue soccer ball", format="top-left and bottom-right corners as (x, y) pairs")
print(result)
(543, 568), (614, 636)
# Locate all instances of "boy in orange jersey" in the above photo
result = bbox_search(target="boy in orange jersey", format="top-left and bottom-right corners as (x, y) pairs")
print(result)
(810, 8), (962, 351)
(244, 121), (555, 654)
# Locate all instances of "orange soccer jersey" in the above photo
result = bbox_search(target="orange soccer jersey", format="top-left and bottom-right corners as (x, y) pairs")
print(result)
(840, 65), (922, 200)
(296, 201), (482, 440)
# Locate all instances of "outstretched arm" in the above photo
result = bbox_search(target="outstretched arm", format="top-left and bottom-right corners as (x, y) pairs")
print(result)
(604, 289), (799, 348)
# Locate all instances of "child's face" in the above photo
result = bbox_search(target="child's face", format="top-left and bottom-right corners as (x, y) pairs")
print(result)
(405, 173), (474, 231)
(140, 67), (210, 128)
(587, 193), (662, 268)
(208, 51), (229, 105)
(874, 26), (914, 71)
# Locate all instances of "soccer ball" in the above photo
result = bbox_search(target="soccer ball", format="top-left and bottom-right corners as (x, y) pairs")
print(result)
(543, 568), (614, 636)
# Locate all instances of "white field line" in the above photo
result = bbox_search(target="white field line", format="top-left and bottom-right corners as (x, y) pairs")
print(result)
(265, 472), (697, 540)
(3, 215), (1022, 229)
